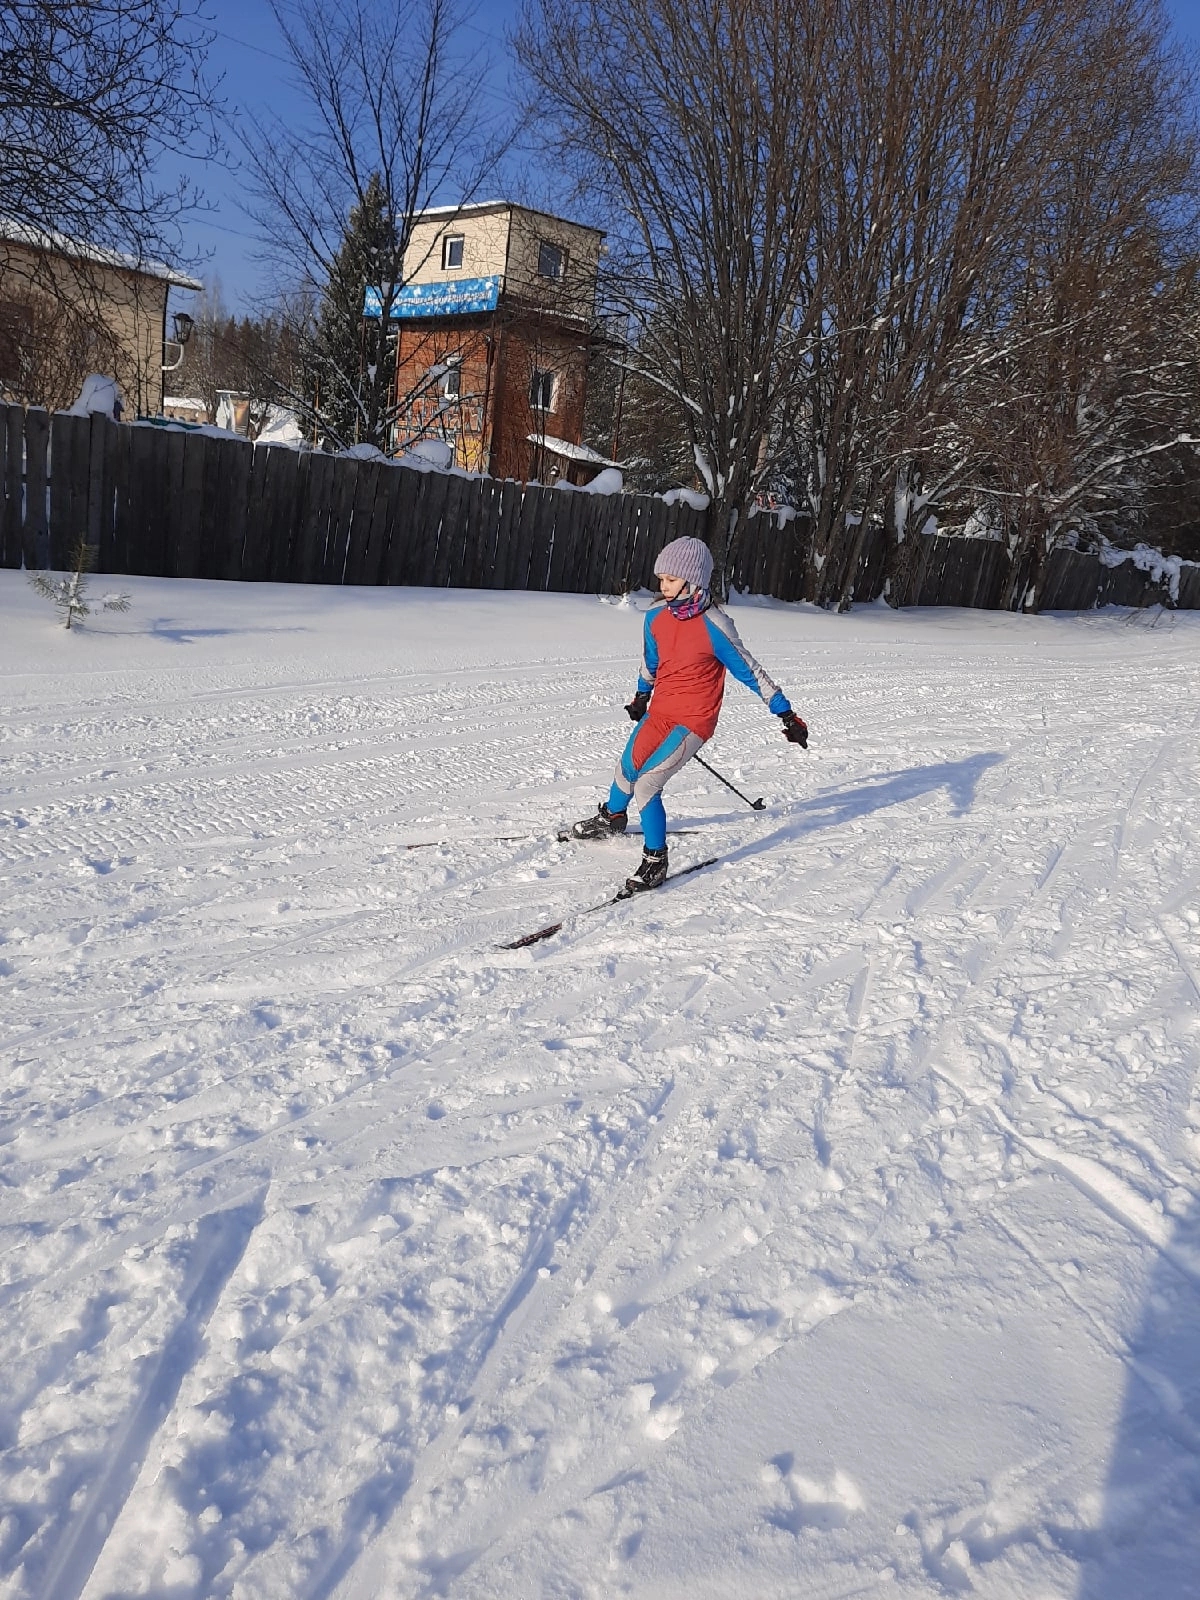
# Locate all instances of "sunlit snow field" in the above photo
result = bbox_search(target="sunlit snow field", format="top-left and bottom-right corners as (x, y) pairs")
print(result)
(1, 571), (1198, 1599)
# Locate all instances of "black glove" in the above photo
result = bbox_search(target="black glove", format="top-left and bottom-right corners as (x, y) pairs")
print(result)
(625, 689), (651, 721)
(779, 710), (808, 747)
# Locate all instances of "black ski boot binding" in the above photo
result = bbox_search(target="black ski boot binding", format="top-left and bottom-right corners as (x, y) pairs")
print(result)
(625, 846), (668, 892)
(571, 803), (628, 841)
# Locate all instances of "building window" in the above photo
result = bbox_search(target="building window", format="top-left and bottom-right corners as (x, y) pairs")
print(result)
(530, 368), (557, 411)
(537, 240), (566, 280)
(440, 356), (462, 399)
(442, 234), (464, 270)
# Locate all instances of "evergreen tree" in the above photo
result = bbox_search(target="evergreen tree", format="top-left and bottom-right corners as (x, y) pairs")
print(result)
(310, 174), (398, 451)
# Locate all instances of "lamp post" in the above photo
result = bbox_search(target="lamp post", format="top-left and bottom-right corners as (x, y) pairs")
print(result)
(161, 308), (195, 373)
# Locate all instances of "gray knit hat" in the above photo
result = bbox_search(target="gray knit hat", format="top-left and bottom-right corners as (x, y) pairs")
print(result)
(653, 536), (713, 592)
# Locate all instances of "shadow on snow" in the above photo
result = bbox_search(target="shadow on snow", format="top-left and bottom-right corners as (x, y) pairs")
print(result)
(710, 750), (1007, 868)
(1074, 1190), (1200, 1599)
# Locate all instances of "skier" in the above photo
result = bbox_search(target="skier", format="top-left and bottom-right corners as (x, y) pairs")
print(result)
(571, 535), (808, 891)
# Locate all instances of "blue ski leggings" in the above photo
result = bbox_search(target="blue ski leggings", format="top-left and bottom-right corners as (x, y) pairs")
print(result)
(607, 715), (706, 850)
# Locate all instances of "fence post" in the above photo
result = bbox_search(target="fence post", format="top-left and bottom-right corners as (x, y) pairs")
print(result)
(1, 405), (21, 568)
(22, 409), (49, 569)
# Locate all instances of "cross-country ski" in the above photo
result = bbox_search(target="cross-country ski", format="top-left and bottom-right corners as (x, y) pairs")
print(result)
(503, 854), (722, 948)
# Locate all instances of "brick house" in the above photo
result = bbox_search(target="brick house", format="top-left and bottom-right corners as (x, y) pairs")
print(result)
(366, 202), (607, 482)
(0, 222), (201, 415)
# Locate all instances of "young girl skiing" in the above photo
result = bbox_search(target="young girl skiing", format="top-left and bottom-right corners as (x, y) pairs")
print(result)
(571, 535), (808, 891)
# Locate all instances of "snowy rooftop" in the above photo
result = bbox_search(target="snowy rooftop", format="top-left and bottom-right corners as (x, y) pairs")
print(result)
(529, 432), (621, 467)
(0, 218), (203, 289)
(414, 199), (605, 236)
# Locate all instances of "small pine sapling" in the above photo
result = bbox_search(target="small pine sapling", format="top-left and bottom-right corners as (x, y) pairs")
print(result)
(29, 540), (131, 629)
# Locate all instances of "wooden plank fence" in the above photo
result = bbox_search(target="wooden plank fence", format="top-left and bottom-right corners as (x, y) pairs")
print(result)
(1, 402), (1196, 611)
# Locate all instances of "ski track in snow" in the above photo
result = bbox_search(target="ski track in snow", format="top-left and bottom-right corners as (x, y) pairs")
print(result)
(1, 577), (1198, 1599)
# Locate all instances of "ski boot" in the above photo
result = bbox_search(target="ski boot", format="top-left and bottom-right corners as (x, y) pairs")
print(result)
(571, 803), (628, 841)
(625, 845), (668, 892)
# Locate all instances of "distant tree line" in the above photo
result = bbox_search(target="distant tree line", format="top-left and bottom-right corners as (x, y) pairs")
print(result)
(171, 285), (306, 439)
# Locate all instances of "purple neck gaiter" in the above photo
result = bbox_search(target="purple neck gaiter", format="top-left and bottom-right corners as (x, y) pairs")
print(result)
(668, 588), (711, 620)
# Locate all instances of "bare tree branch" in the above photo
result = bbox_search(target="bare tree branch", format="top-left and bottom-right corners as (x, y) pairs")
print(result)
(0, 0), (220, 264)
(240, 0), (514, 449)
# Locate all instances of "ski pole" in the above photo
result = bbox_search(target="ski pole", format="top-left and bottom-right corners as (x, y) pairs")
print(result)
(692, 752), (765, 810)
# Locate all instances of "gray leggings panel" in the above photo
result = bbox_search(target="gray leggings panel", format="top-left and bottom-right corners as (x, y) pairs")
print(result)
(614, 729), (707, 807)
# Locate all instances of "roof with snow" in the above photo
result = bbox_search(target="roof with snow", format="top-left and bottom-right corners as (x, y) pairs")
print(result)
(529, 434), (622, 468)
(0, 219), (203, 289)
(414, 200), (604, 237)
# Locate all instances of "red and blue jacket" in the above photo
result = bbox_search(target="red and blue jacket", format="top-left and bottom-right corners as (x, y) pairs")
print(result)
(637, 603), (791, 740)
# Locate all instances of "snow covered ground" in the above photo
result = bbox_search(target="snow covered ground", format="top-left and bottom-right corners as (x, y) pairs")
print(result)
(1, 572), (1198, 1600)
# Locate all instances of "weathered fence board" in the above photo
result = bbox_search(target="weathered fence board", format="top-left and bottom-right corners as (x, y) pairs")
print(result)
(108, 415), (133, 575)
(341, 458), (378, 586)
(361, 462), (397, 587)
(519, 485), (549, 591)
(163, 428), (188, 578)
(167, 428), (201, 580)
(1, 403), (1197, 611)
(446, 476), (479, 590)
(1, 406), (22, 568)
(48, 413), (85, 567)
(220, 433), (254, 581)
(475, 477), (504, 590)
(129, 425), (167, 575)
(634, 497), (663, 589)
(87, 413), (113, 563)
(23, 409), (50, 569)
(263, 441), (298, 583)
(485, 479), (518, 590)
(853, 526), (887, 600)
(610, 495), (640, 593)
(549, 485), (576, 590)
(240, 444), (270, 582)
(582, 494), (613, 592)
(559, 491), (588, 592)
(179, 428), (210, 581)
(381, 459), (418, 586)
(291, 450), (326, 584)
(318, 455), (353, 585)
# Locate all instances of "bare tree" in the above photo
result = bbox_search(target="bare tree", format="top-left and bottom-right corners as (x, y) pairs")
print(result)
(584, 320), (697, 492)
(517, 0), (836, 592)
(174, 283), (309, 437)
(522, 0), (1199, 607)
(0, 0), (218, 260)
(930, 0), (1200, 607)
(243, 0), (511, 451)
(787, 0), (1112, 605)
(782, 0), (1200, 609)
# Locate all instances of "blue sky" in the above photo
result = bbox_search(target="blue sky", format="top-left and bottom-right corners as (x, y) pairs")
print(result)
(174, 0), (1200, 315)
(172, 0), (522, 313)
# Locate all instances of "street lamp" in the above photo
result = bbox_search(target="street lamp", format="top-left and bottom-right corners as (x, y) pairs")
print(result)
(162, 308), (196, 373)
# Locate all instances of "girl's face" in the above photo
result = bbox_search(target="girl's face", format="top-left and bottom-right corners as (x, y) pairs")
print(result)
(659, 573), (688, 601)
